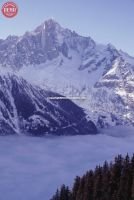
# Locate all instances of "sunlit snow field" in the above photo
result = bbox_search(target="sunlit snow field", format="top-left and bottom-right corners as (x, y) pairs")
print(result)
(0, 126), (134, 200)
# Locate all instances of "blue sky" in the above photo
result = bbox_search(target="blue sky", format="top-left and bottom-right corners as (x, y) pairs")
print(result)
(0, 0), (133, 56)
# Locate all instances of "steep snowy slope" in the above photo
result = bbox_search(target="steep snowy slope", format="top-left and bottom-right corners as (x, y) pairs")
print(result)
(0, 19), (134, 127)
(0, 73), (97, 135)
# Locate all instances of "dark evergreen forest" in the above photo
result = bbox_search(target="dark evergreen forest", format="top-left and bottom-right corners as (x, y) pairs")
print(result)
(50, 154), (134, 200)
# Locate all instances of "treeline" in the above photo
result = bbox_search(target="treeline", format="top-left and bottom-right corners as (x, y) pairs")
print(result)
(50, 154), (134, 200)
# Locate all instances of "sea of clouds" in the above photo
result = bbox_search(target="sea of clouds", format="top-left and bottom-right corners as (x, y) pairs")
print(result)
(0, 126), (134, 200)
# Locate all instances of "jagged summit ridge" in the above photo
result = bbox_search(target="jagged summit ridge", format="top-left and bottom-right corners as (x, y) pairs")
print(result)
(0, 19), (96, 68)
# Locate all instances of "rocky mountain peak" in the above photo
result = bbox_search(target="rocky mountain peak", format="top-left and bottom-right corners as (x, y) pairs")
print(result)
(34, 19), (64, 34)
(0, 20), (134, 128)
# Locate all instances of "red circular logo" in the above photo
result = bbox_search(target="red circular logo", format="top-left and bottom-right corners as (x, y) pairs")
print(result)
(1, 2), (18, 18)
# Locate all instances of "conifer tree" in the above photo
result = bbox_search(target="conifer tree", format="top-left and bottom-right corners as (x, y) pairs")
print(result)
(83, 170), (94, 200)
(72, 176), (80, 200)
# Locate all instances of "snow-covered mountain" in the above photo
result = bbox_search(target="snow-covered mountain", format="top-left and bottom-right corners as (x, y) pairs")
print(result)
(0, 73), (97, 135)
(0, 19), (134, 128)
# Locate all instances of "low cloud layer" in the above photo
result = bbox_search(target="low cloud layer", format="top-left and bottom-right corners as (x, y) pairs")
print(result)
(0, 126), (134, 200)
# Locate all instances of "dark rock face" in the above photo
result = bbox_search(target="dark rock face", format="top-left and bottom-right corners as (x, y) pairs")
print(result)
(0, 74), (97, 136)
